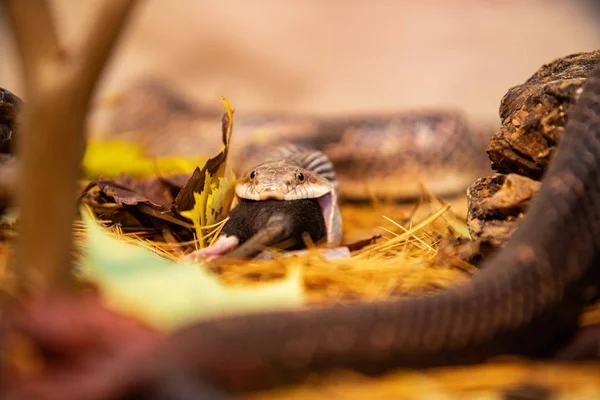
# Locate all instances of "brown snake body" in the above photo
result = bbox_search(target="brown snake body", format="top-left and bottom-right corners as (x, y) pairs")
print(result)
(229, 109), (493, 202)
(141, 63), (600, 396)
(104, 83), (493, 203)
(2, 61), (600, 398)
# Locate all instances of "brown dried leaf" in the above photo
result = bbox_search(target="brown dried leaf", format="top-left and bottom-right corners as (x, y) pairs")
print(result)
(174, 104), (233, 213)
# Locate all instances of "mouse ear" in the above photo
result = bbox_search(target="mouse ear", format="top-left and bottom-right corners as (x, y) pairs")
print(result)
(317, 191), (343, 246)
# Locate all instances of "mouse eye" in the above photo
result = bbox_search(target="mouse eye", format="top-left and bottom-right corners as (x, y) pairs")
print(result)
(249, 170), (257, 180)
(296, 172), (305, 183)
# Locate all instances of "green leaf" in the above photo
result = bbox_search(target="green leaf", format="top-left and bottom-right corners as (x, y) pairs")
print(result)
(78, 208), (306, 331)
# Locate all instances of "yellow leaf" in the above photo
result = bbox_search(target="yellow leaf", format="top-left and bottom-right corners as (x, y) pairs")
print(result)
(175, 97), (237, 248)
(82, 139), (207, 179)
(79, 208), (306, 331)
(213, 97), (234, 180)
(180, 191), (208, 246)
(206, 169), (236, 227)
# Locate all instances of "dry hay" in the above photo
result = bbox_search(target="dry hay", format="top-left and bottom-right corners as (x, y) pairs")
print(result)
(151, 194), (600, 399)
(6, 192), (600, 398)
(73, 191), (475, 305)
(249, 360), (600, 400)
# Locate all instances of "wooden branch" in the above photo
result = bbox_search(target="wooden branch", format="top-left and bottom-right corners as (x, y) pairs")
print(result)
(1, 0), (139, 294)
(74, 1), (138, 99)
(0, 159), (17, 199)
(1, 0), (62, 82)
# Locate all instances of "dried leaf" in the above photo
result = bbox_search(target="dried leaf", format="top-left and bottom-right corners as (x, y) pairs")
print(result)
(343, 234), (382, 252)
(79, 176), (195, 241)
(175, 97), (237, 247)
(206, 170), (236, 226)
(96, 179), (163, 208)
(179, 169), (236, 247)
(179, 172), (212, 240)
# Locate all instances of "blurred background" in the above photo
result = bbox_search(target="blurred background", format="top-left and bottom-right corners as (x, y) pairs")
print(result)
(1, 0), (600, 127)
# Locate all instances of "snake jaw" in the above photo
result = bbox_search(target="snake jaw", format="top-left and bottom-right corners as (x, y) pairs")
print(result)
(317, 191), (343, 246)
(282, 184), (330, 201)
(236, 186), (286, 201)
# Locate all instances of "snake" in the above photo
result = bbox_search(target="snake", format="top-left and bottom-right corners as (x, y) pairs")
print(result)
(123, 60), (600, 398)
(103, 81), (494, 204)
(105, 84), (493, 258)
(231, 145), (343, 250)
(2, 58), (600, 398)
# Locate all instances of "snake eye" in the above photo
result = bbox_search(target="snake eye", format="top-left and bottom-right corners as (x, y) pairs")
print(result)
(296, 172), (305, 183)
(249, 170), (257, 180)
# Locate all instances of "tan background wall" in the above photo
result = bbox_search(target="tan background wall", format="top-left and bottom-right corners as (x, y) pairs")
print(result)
(1, 0), (599, 125)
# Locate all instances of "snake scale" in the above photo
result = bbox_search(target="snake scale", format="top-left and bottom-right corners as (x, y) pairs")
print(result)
(1, 59), (600, 398)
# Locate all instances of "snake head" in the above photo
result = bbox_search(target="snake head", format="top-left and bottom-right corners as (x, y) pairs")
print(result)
(233, 159), (341, 245)
(235, 160), (332, 201)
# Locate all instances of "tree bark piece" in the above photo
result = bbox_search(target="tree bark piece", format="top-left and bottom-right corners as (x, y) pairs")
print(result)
(0, 88), (22, 154)
(487, 50), (600, 179)
(467, 173), (541, 247)
(467, 51), (600, 248)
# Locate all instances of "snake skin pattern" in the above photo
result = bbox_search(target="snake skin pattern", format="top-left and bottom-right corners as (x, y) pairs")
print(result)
(229, 110), (493, 201)
(103, 84), (493, 201)
(2, 64), (598, 397)
(147, 63), (600, 395)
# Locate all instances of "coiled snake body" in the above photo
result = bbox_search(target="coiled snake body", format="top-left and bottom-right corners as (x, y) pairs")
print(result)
(104, 83), (493, 203)
(205, 107), (492, 252)
(146, 63), (600, 396)
(3, 61), (600, 397)
(230, 109), (492, 202)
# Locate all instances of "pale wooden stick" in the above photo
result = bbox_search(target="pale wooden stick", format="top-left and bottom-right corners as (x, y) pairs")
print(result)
(1, 0), (62, 82)
(2, 0), (139, 294)
(74, 1), (138, 98)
